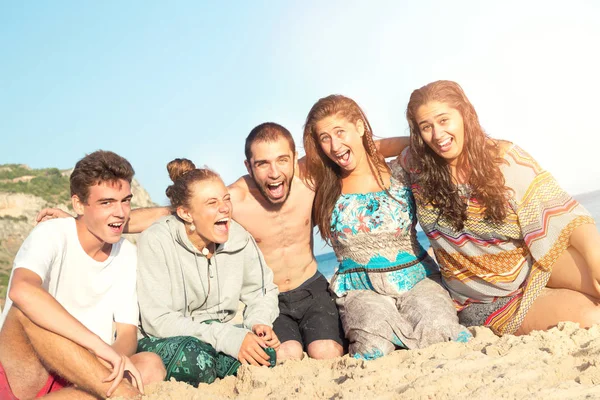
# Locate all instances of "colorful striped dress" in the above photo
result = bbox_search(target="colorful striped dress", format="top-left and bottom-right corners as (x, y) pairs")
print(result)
(399, 143), (594, 335)
(329, 164), (471, 359)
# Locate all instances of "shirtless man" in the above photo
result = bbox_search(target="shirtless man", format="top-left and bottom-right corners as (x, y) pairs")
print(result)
(230, 123), (344, 360)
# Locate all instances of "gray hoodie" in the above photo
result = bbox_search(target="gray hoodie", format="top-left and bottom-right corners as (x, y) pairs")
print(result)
(137, 215), (279, 358)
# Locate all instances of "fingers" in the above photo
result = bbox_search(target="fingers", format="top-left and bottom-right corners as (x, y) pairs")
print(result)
(103, 359), (119, 384)
(241, 347), (270, 366)
(239, 334), (271, 367)
(265, 337), (280, 350)
(127, 362), (145, 395)
(35, 209), (53, 224)
(105, 355), (125, 397)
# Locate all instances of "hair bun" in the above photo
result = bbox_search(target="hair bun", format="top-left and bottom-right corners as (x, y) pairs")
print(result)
(167, 158), (196, 183)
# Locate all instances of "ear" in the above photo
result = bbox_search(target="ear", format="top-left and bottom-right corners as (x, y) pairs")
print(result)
(72, 195), (85, 216)
(356, 119), (366, 137)
(176, 207), (193, 224)
(244, 160), (252, 177)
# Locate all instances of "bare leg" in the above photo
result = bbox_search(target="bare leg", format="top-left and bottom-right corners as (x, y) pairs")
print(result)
(41, 387), (99, 399)
(0, 307), (140, 399)
(516, 287), (600, 335)
(130, 352), (166, 385)
(547, 246), (600, 298)
(517, 246), (600, 335)
(0, 308), (49, 399)
(306, 340), (343, 360)
(276, 340), (303, 361)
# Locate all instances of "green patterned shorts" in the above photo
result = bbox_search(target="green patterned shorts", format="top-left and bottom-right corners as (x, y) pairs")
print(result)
(137, 336), (240, 386)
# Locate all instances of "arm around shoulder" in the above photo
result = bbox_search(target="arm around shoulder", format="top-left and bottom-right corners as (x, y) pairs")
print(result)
(125, 207), (170, 233)
(376, 136), (410, 158)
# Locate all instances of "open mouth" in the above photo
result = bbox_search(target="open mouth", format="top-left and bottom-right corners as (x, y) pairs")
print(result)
(436, 137), (453, 153)
(214, 218), (230, 235)
(266, 181), (285, 199)
(108, 222), (124, 234)
(334, 149), (351, 167)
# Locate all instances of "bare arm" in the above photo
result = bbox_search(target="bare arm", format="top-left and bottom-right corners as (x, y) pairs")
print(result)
(294, 137), (409, 181)
(36, 206), (170, 234)
(111, 323), (139, 357)
(9, 268), (142, 395)
(375, 136), (410, 158)
(125, 207), (170, 233)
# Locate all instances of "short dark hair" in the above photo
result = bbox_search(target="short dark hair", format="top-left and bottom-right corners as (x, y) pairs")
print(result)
(244, 122), (296, 161)
(70, 150), (135, 203)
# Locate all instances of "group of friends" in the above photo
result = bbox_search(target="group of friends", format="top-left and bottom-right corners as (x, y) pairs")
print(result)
(0, 80), (599, 399)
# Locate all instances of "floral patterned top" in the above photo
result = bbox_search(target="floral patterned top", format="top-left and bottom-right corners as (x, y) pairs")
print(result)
(329, 162), (438, 298)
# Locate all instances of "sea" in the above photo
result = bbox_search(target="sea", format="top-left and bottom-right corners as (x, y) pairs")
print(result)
(316, 190), (600, 280)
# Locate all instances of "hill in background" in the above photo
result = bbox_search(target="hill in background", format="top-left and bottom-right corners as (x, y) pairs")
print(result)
(0, 163), (156, 305)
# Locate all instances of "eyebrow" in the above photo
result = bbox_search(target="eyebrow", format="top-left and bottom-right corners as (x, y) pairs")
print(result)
(253, 154), (290, 164)
(319, 125), (343, 134)
(96, 194), (133, 203)
(418, 113), (449, 125)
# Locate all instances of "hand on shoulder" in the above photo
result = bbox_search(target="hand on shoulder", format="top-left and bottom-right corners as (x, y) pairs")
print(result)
(35, 207), (73, 225)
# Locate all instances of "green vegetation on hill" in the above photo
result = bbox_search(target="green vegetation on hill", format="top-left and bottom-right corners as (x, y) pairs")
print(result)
(0, 165), (71, 205)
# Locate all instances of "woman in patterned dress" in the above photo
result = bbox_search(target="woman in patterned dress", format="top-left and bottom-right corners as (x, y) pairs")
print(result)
(303, 95), (470, 360)
(402, 80), (600, 336)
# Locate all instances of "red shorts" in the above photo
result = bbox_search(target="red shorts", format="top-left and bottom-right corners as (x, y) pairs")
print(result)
(0, 361), (70, 399)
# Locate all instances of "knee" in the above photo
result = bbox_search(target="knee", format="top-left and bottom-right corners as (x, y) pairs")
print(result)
(277, 340), (304, 361)
(132, 352), (166, 384)
(307, 340), (343, 360)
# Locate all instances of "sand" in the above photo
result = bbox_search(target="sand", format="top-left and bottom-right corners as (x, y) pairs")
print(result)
(127, 322), (600, 400)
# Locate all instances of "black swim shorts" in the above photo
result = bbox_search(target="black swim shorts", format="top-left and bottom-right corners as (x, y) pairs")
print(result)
(273, 272), (345, 349)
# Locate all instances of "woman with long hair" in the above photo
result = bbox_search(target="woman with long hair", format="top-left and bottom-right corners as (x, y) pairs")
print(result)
(303, 95), (470, 360)
(136, 159), (280, 386)
(403, 80), (600, 335)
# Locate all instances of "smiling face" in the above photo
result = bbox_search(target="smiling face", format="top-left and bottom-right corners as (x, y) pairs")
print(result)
(415, 101), (466, 167)
(183, 178), (232, 245)
(315, 113), (367, 175)
(73, 179), (133, 247)
(245, 137), (296, 205)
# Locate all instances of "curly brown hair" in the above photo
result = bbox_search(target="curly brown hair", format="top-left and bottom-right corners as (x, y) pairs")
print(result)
(406, 80), (509, 230)
(303, 95), (390, 243)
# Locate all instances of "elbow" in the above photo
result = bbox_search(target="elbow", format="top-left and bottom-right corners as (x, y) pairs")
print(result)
(8, 280), (32, 309)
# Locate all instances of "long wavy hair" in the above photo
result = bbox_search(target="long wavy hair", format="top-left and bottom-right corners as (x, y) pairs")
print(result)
(303, 95), (390, 243)
(406, 80), (509, 230)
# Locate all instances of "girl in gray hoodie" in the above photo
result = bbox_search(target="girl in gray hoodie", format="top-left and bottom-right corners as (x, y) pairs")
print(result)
(136, 159), (280, 386)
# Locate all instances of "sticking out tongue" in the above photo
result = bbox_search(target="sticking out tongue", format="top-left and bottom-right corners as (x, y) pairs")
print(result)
(338, 150), (351, 167)
(214, 220), (229, 234)
(438, 137), (453, 152)
(268, 183), (284, 198)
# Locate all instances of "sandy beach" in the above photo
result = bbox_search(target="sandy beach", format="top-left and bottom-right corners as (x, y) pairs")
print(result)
(121, 191), (600, 400)
(130, 322), (600, 399)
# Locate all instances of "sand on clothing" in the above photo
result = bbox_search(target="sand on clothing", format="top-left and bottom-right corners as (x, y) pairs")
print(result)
(122, 322), (600, 400)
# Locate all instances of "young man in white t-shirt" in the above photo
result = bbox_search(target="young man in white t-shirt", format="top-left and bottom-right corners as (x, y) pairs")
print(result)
(0, 151), (165, 399)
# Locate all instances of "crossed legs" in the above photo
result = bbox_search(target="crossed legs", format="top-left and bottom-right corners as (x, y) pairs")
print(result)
(0, 307), (162, 399)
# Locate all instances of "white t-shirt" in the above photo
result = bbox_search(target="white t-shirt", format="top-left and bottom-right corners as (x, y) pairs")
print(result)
(0, 218), (139, 344)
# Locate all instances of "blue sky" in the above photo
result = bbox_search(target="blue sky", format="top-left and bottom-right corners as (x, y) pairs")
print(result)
(2, 1), (599, 254)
